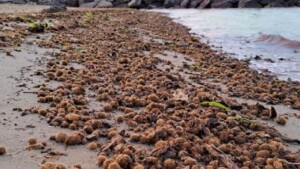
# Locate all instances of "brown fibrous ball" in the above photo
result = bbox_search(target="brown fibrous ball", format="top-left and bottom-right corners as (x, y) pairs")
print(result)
(97, 155), (107, 166)
(55, 132), (68, 143)
(87, 142), (97, 150)
(116, 116), (124, 123)
(164, 159), (177, 169)
(130, 133), (140, 142)
(28, 137), (37, 145)
(108, 162), (121, 169)
(0, 146), (6, 155)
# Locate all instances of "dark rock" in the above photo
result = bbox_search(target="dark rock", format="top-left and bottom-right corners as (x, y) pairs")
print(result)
(78, 0), (84, 6)
(189, 0), (203, 7)
(37, 0), (52, 5)
(164, 0), (182, 7)
(143, 0), (156, 5)
(180, 0), (190, 7)
(28, 0), (39, 3)
(78, 0), (94, 5)
(259, 0), (270, 5)
(238, 0), (262, 7)
(80, 0), (100, 7)
(263, 58), (275, 63)
(284, 0), (298, 6)
(0, 0), (13, 3)
(198, 0), (211, 8)
(13, 0), (26, 4)
(128, 0), (142, 7)
(42, 6), (67, 12)
(66, 0), (79, 6)
(96, 0), (113, 7)
(270, 107), (277, 119)
(51, 0), (67, 6)
(146, 4), (159, 8)
(265, 0), (284, 6)
(211, 0), (234, 7)
(254, 55), (262, 60)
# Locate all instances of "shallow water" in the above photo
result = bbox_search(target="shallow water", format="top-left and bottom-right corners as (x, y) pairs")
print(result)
(152, 8), (300, 81)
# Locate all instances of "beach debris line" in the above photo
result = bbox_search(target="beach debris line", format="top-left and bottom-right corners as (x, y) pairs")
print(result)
(0, 9), (299, 168)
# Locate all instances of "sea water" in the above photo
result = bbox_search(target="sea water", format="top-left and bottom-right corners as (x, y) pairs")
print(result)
(152, 8), (300, 81)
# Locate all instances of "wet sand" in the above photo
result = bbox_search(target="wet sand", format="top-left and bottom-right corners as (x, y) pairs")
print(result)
(0, 34), (98, 169)
(0, 5), (300, 169)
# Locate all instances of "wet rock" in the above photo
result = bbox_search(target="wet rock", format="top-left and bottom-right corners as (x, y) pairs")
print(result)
(38, 0), (53, 4)
(42, 6), (67, 13)
(265, 0), (285, 7)
(96, 0), (113, 7)
(259, 0), (270, 5)
(164, 0), (182, 7)
(238, 0), (262, 7)
(198, 0), (211, 8)
(128, 0), (142, 8)
(189, 0), (203, 7)
(52, 0), (67, 6)
(13, 0), (26, 4)
(143, 0), (156, 5)
(269, 106), (277, 119)
(180, 0), (190, 7)
(211, 0), (235, 7)
(264, 58), (275, 63)
(80, 0), (100, 7)
(254, 55), (262, 60)
(67, 0), (79, 6)
(0, 0), (13, 3)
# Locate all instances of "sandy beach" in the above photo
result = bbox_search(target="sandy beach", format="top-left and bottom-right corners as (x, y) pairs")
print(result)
(0, 5), (299, 169)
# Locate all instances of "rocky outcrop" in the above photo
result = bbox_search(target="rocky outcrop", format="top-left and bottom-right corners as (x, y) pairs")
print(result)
(96, 0), (113, 7)
(13, 0), (26, 4)
(80, 0), (100, 7)
(180, 0), (190, 7)
(211, 0), (236, 7)
(128, 0), (142, 7)
(189, 0), (203, 7)
(164, 0), (181, 7)
(238, 0), (262, 7)
(198, 0), (211, 8)
(0, 0), (299, 8)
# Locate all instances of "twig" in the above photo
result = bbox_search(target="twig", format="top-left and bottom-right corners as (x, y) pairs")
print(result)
(279, 159), (300, 165)
(23, 91), (36, 94)
(205, 144), (239, 169)
(99, 137), (122, 154)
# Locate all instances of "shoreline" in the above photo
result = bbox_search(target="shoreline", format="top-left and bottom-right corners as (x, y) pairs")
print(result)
(152, 8), (300, 82)
(0, 6), (300, 168)
(1, 0), (300, 9)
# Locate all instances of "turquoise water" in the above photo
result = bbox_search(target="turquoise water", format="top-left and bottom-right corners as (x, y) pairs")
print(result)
(152, 8), (300, 81)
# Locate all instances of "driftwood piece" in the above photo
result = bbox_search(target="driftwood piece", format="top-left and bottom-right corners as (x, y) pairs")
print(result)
(205, 144), (239, 169)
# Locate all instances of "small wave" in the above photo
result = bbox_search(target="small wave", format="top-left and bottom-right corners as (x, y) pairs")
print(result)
(256, 34), (300, 50)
